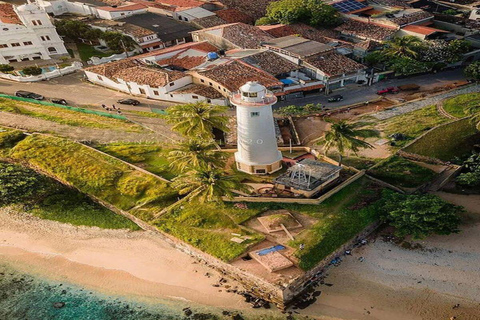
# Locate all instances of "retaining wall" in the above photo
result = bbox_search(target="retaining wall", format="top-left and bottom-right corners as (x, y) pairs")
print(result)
(0, 62), (83, 82)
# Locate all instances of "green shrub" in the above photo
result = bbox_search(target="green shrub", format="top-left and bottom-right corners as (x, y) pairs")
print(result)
(0, 64), (14, 72)
(21, 66), (42, 76)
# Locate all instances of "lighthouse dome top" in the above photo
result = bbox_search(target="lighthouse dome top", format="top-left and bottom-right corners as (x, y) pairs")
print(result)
(230, 81), (277, 106)
(240, 81), (265, 94)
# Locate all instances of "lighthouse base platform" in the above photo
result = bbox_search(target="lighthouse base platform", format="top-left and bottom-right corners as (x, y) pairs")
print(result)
(235, 153), (283, 175)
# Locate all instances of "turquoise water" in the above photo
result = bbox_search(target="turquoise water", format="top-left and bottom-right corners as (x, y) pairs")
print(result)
(18, 66), (57, 76)
(0, 264), (220, 320)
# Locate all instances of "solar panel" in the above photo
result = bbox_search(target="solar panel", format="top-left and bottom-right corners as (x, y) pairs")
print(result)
(332, 0), (367, 13)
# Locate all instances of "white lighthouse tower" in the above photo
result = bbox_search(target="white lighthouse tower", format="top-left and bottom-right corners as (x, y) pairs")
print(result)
(231, 82), (282, 175)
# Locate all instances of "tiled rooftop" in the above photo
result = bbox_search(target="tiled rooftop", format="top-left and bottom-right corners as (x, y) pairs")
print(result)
(335, 19), (397, 42)
(0, 3), (22, 25)
(135, 41), (218, 60)
(288, 23), (342, 44)
(240, 50), (300, 76)
(197, 59), (282, 92)
(97, 3), (146, 11)
(156, 54), (206, 70)
(173, 84), (224, 99)
(133, 0), (204, 11)
(192, 15), (228, 28)
(194, 23), (274, 49)
(304, 50), (365, 77)
(257, 24), (296, 38)
(216, 0), (278, 20)
(354, 39), (381, 50)
(263, 36), (332, 58)
(215, 8), (254, 24)
(390, 11), (433, 26)
(85, 59), (139, 78)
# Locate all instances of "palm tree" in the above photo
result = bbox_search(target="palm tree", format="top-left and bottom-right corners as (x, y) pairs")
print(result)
(466, 105), (480, 129)
(155, 166), (248, 217)
(165, 102), (229, 140)
(383, 36), (423, 59)
(322, 121), (377, 166)
(167, 139), (226, 171)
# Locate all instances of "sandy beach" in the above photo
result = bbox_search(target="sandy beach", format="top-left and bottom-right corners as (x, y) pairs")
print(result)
(2, 192), (480, 319)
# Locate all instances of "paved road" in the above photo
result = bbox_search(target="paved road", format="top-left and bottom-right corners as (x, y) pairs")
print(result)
(274, 69), (467, 110)
(0, 72), (173, 110)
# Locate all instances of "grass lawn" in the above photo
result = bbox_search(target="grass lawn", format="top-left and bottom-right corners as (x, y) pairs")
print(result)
(0, 129), (25, 157)
(376, 105), (449, 147)
(76, 43), (113, 62)
(6, 135), (176, 215)
(0, 161), (139, 230)
(0, 98), (143, 132)
(368, 155), (437, 188)
(404, 118), (479, 162)
(443, 93), (480, 118)
(96, 143), (178, 180)
(327, 152), (380, 170)
(241, 178), (381, 270)
(155, 203), (264, 262)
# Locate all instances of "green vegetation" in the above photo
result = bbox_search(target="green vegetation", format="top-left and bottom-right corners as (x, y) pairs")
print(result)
(376, 105), (448, 147)
(327, 152), (379, 170)
(284, 178), (380, 270)
(322, 120), (377, 166)
(97, 143), (178, 180)
(21, 66), (42, 76)
(0, 161), (139, 230)
(456, 153), (480, 188)
(6, 135), (175, 216)
(378, 190), (461, 239)
(368, 156), (437, 188)
(155, 203), (264, 261)
(404, 118), (479, 161)
(465, 61), (480, 81)
(260, 0), (341, 27)
(0, 64), (14, 73)
(0, 98), (142, 132)
(0, 129), (25, 156)
(277, 103), (323, 116)
(443, 93), (480, 118)
(76, 43), (113, 62)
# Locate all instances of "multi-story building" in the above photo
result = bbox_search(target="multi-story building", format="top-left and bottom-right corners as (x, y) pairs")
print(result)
(0, 1), (68, 64)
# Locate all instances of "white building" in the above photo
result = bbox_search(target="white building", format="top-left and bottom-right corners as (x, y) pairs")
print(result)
(0, 1), (68, 64)
(231, 82), (283, 175)
(95, 3), (147, 20)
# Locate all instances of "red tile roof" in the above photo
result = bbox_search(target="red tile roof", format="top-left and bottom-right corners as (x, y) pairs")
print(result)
(192, 15), (228, 28)
(135, 41), (218, 59)
(197, 59), (282, 92)
(156, 55), (206, 70)
(216, 0), (278, 20)
(0, 3), (22, 25)
(335, 19), (397, 42)
(304, 51), (365, 77)
(97, 3), (147, 12)
(258, 24), (296, 38)
(215, 8), (254, 24)
(402, 24), (447, 36)
(194, 23), (274, 49)
(173, 84), (224, 99)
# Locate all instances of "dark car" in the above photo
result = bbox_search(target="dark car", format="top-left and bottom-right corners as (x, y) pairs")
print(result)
(51, 98), (68, 105)
(328, 95), (343, 103)
(118, 98), (140, 106)
(15, 90), (44, 100)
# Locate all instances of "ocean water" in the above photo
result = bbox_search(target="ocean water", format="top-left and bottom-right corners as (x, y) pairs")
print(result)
(0, 264), (222, 320)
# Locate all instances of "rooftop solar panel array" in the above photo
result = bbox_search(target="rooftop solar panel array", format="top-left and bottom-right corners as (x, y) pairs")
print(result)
(332, 0), (368, 13)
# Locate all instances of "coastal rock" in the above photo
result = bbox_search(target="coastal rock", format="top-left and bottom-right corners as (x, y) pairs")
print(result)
(53, 302), (65, 309)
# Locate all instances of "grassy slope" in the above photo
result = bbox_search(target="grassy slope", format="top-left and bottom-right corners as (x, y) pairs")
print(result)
(368, 155), (437, 188)
(76, 43), (113, 62)
(443, 93), (480, 118)
(0, 161), (139, 230)
(376, 105), (449, 147)
(0, 98), (143, 132)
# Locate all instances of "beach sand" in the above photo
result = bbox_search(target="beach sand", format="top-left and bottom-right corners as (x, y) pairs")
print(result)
(1, 193), (480, 319)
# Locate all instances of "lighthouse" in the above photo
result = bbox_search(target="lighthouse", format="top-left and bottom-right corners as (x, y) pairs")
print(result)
(231, 82), (282, 175)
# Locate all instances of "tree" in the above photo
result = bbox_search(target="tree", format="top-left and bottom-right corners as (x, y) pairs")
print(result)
(255, 17), (274, 26)
(0, 163), (46, 205)
(55, 20), (96, 41)
(382, 36), (423, 59)
(321, 120), (377, 166)
(389, 57), (431, 76)
(165, 102), (229, 140)
(0, 64), (14, 73)
(305, 0), (341, 27)
(156, 166), (248, 216)
(465, 61), (480, 81)
(167, 139), (226, 171)
(101, 31), (136, 53)
(265, 0), (307, 25)
(445, 39), (470, 63)
(22, 66), (42, 76)
(378, 190), (462, 239)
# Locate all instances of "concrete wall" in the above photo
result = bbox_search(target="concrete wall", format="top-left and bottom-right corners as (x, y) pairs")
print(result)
(0, 62), (82, 82)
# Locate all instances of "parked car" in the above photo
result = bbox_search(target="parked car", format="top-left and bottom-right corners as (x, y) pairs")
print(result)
(117, 98), (140, 106)
(15, 90), (44, 100)
(377, 87), (399, 95)
(328, 95), (343, 103)
(51, 98), (68, 105)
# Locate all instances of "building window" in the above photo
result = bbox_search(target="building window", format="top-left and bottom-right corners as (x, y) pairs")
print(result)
(192, 95), (198, 99)
(97, 75), (103, 81)
(255, 169), (266, 174)
(153, 90), (159, 95)
(200, 79), (205, 83)
(169, 82), (174, 86)
(11, 43), (20, 47)
(223, 88), (226, 92)
(0, 44), (7, 48)
(23, 41), (33, 46)
(32, 20), (37, 26)
(139, 88), (146, 94)
(47, 47), (57, 53)
(209, 82), (212, 86)
(251, 112), (260, 117)
(41, 35), (51, 41)
(37, 20), (42, 25)
(207, 99), (211, 103)
(170, 94), (173, 97)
